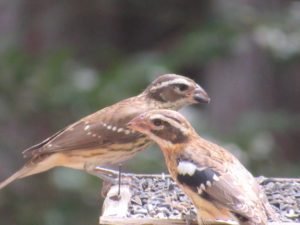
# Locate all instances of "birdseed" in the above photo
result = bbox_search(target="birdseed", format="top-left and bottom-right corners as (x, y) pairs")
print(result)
(124, 175), (300, 222)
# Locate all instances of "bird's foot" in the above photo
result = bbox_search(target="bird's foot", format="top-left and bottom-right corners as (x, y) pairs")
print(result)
(89, 165), (136, 198)
(92, 166), (133, 183)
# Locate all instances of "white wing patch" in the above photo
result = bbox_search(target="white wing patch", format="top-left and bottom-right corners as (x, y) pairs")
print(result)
(177, 161), (197, 176)
(213, 174), (220, 181)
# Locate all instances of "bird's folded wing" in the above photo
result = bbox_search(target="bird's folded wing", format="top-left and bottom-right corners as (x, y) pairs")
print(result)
(204, 168), (263, 222)
(176, 154), (264, 223)
(22, 108), (144, 158)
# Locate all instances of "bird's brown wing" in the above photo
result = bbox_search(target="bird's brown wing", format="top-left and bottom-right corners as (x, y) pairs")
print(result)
(23, 101), (146, 158)
(178, 142), (267, 224)
(204, 162), (266, 223)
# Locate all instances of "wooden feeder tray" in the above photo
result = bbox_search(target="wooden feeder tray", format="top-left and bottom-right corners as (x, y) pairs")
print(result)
(97, 168), (300, 225)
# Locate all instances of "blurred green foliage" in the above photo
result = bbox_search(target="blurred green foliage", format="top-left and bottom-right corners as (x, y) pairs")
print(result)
(0, 1), (299, 225)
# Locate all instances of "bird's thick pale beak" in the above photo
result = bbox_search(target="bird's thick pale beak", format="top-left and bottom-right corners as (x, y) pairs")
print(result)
(193, 85), (210, 104)
(127, 115), (146, 133)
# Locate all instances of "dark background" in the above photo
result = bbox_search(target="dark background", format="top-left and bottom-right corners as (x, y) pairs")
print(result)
(0, 1), (299, 224)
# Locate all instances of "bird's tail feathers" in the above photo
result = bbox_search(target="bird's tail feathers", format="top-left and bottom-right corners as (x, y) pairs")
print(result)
(0, 154), (64, 190)
(0, 165), (37, 190)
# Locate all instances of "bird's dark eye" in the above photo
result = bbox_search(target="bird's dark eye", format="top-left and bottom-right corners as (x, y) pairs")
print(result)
(152, 119), (163, 126)
(178, 84), (189, 91)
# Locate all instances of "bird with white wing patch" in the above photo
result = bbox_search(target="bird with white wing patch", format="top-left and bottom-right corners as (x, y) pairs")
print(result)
(128, 109), (279, 225)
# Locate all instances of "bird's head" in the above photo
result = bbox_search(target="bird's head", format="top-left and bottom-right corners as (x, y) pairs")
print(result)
(143, 74), (210, 110)
(127, 109), (194, 148)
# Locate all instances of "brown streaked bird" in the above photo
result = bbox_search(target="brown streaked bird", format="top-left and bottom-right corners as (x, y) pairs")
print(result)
(128, 110), (278, 225)
(0, 74), (210, 190)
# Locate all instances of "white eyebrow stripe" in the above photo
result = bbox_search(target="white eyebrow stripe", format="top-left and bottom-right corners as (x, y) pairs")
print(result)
(151, 78), (191, 91)
(149, 114), (189, 135)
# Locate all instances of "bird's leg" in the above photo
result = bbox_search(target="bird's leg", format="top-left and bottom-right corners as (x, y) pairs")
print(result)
(91, 165), (135, 186)
(117, 164), (122, 197)
(86, 163), (120, 184)
(84, 164), (125, 198)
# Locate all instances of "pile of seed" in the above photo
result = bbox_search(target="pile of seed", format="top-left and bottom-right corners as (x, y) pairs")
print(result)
(260, 177), (300, 222)
(127, 175), (197, 220)
(126, 175), (300, 222)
